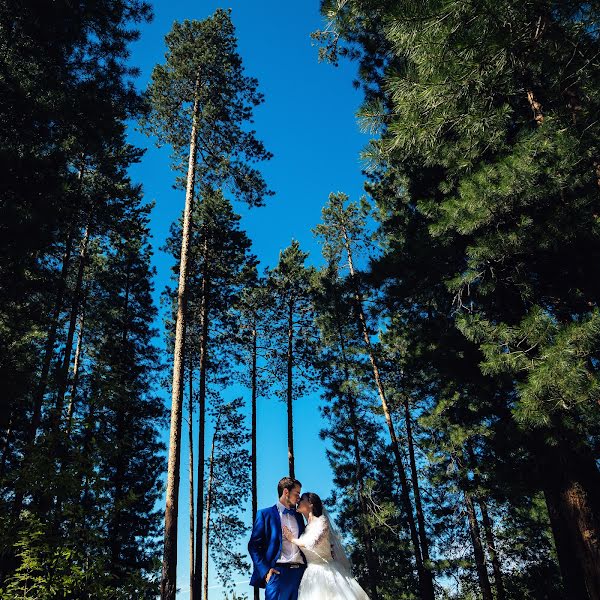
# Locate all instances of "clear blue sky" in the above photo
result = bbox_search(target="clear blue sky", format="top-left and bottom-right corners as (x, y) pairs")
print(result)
(125, 2), (369, 597)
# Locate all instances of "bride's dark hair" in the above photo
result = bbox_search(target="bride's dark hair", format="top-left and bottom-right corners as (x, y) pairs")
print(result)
(301, 492), (323, 517)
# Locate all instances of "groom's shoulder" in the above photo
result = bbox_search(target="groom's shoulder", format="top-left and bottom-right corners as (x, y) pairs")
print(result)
(257, 505), (278, 518)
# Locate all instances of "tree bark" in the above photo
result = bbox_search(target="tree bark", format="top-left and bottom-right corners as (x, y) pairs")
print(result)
(54, 215), (91, 428)
(251, 318), (260, 600)
(465, 442), (506, 600)
(161, 77), (201, 600)
(193, 236), (209, 600)
(287, 299), (295, 479)
(478, 498), (506, 600)
(464, 489), (493, 600)
(188, 361), (195, 600)
(66, 299), (86, 438)
(536, 433), (600, 600)
(340, 226), (434, 600)
(203, 410), (221, 600)
(404, 396), (431, 567)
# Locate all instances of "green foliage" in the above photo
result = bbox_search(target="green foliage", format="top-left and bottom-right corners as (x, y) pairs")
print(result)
(206, 396), (252, 592)
(314, 0), (600, 597)
(141, 10), (272, 206)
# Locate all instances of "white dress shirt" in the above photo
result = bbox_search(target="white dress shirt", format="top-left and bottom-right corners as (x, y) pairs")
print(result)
(277, 501), (302, 563)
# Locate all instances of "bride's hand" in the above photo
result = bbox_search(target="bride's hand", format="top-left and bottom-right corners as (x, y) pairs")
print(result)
(282, 526), (294, 541)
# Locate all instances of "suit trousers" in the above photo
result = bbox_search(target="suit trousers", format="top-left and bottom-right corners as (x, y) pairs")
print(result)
(265, 565), (306, 600)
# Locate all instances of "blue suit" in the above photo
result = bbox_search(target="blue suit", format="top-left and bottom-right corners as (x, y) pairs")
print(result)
(248, 505), (306, 599)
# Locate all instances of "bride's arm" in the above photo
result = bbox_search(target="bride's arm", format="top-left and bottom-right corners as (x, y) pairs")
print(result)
(283, 520), (329, 549)
(282, 525), (304, 547)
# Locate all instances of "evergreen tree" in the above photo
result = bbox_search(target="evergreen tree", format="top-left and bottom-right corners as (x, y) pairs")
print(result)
(316, 1), (600, 597)
(266, 241), (317, 478)
(163, 188), (257, 599)
(141, 11), (271, 598)
(202, 396), (251, 599)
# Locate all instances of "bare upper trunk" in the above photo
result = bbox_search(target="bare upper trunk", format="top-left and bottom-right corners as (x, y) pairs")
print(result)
(188, 362), (195, 600)
(193, 237), (209, 600)
(202, 410), (221, 600)
(251, 319), (260, 600)
(161, 78), (201, 600)
(331, 273), (379, 599)
(66, 299), (86, 438)
(287, 299), (295, 479)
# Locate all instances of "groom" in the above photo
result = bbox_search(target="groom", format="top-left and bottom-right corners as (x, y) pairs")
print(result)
(248, 476), (307, 600)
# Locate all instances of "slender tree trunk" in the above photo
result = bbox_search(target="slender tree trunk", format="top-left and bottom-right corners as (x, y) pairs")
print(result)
(161, 77), (201, 600)
(251, 319), (260, 600)
(66, 301), (86, 438)
(107, 257), (135, 573)
(465, 442), (505, 600)
(193, 238), (209, 600)
(478, 498), (506, 600)
(330, 273), (379, 599)
(189, 362), (195, 600)
(403, 396), (431, 566)
(54, 217), (91, 427)
(29, 162), (84, 442)
(287, 299), (295, 479)
(341, 229), (434, 600)
(464, 489), (493, 600)
(0, 417), (12, 479)
(203, 411), (221, 600)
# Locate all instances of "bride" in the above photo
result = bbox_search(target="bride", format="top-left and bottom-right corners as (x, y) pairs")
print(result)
(283, 492), (370, 600)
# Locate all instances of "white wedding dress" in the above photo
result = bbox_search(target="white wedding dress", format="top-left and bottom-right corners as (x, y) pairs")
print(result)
(294, 514), (370, 600)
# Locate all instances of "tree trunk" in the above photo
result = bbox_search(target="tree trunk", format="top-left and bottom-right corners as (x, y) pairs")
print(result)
(0, 417), (13, 479)
(465, 442), (505, 600)
(341, 230), (434, 600)
(54, 216), (91, 428)
(478, 498), (506, 600)
(536, 433), (600, 600)
(287, 299), (295, 479)
(66, 300), (86, 438)
(464, 489), (493, 600)
(330, 272), (379, 599)
(251, 319), (260, 600)
(403, 396), (431, 567)
(188, 362), (195, 600)
(161, 77), (201, 600)
(193, 237), (210, 600)
(29, 161), (84, 443)
(203, 410), (221, 600)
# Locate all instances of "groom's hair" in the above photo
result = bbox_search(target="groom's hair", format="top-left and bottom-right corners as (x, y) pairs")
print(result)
(278, 477), (301, 497)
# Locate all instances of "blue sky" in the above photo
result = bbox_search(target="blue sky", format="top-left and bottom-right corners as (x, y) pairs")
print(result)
(125, 2), (370, 597)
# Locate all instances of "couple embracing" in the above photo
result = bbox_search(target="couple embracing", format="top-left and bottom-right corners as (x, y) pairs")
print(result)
(248, 476), (370, 600)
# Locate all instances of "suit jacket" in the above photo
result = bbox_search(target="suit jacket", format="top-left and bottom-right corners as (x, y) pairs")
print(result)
(248, 504), (306, 588)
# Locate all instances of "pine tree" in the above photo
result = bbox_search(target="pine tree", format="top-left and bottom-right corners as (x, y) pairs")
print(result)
(316, 1), (600, 597)
(202, 396), (251, 600)
(163, 188), (257, 599)
(141, 11), (271, 598)
(315, 192), (435, 599)
(266, 241), (317, 478)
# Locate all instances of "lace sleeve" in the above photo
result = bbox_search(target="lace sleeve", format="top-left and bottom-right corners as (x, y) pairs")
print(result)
(295, 517), (330, 550)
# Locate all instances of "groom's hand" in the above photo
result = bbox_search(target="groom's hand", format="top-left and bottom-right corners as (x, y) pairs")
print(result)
(265, 568), (280, 584)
